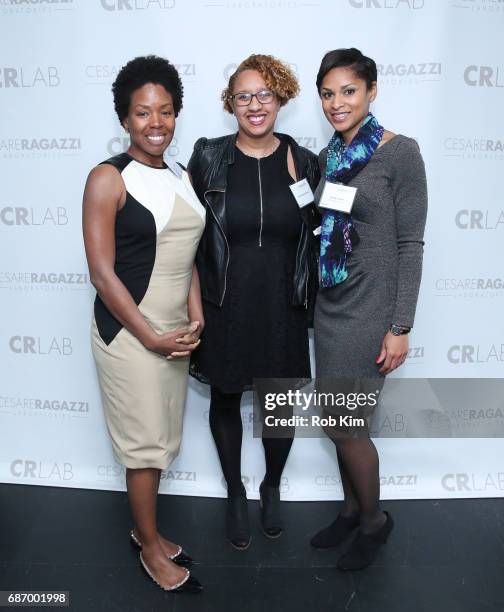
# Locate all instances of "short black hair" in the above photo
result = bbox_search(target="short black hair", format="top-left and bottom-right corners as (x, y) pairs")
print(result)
(316, 48), (377, 92)
(112, 55), (183, 124)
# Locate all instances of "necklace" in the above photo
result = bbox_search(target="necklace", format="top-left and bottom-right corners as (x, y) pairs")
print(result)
(236, 136), (280, 159)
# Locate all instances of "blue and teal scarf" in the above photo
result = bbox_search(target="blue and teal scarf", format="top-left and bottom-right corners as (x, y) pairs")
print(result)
(320, 113), (384, 288)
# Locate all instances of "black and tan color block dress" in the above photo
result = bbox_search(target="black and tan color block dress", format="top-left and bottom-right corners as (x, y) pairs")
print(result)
(91, 153), (205, 469)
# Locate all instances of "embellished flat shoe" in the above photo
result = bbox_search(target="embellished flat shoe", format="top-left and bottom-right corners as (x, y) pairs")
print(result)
(310, 513), (360, 549)
(337, 511), (394, 571)
(130, 530), (193, 566)
(139, 553), (202, 593)
(259, 482), (283, 539)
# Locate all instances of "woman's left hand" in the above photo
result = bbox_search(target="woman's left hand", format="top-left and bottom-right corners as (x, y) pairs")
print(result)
(171, 320), (203, 357)
(375, 332), (408, 375)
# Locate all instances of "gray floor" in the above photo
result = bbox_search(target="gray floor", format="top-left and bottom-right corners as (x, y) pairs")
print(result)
(1, 484), (503, 611)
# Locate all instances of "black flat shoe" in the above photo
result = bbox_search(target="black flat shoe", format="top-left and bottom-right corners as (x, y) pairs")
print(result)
(259, 482), (283, 539)
(130, 530), (193, 567)
(139, 553), (203, 593)
(337, 511), (394, 571)
(226, 487), (251, 550)
(310, 513), (360, 549)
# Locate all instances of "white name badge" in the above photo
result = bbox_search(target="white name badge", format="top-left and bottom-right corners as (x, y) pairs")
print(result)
(319, 181), (357, 214)
(313, 226), (321, 236)
(289, 178), (314, 208)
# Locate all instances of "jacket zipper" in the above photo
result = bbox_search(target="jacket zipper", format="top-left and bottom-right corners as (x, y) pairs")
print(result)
(257, 158), (263, 247)
(304, 261), (309, 308)
(204, 188), (229, 306)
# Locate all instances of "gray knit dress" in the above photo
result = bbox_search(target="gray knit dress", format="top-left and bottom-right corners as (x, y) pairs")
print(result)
(314, 135), (428, 379)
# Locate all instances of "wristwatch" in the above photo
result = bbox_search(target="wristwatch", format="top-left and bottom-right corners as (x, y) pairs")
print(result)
(390, 324), (411, 336)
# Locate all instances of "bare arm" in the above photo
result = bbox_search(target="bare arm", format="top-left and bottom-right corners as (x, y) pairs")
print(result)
(187, 264), (204, 330)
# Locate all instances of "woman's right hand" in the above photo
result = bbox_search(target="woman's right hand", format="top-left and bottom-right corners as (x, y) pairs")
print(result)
(146, 323), (201, 359)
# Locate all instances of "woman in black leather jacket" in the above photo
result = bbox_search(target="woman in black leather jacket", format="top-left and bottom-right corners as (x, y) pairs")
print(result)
(188, 54), (320, 549)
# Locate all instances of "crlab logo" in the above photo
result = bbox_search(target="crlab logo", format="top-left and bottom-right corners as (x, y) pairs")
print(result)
(10, 459), (73, 480)
(442, 473), (504, 492)
(0, 67), (60, 88)
(0, 206), (68, 226)
(9, 336), (73, 356)
(435, 277), (504, 299)
(0, 137), (81, 160)
(107, 136), (179, 157)
(0, 0), (75, 15)
(0, 272), (89, 292)
(223, 62), (298, 81)
(369, 412), (406, 435)
(452, 0), (503, 13)
(0, 396), (90, 419)
(455, 209), (504, 230)
(349, 0), (424, 7)
(447, 344), (504, 364)
(464, 65), (504, 87)
(377, 61), (441, 85)
(443, 136), (504, 161)
(100, 0), (175, 10)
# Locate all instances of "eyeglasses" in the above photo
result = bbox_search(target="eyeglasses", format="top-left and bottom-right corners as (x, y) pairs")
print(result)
(228, 90), (275, 106)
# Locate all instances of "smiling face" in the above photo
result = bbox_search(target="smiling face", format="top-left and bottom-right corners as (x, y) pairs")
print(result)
(123, 82), (175, 167)
(320, 66), (377, 144)
(230, 69), (281, 140)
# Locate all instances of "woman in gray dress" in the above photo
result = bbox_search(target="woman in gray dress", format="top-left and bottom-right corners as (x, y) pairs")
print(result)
(310, 48), (427, 570)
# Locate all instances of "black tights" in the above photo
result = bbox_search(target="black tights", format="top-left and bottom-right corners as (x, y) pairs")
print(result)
(209, 386), (293, 496)
(331, 437), (385, 533)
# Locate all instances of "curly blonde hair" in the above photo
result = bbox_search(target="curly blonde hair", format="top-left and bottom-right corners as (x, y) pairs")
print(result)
(222, 54), (300, 114)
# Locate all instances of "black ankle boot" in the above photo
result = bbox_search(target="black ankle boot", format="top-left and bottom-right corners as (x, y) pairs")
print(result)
(259, 482), (283, 539)
(226, 485), (251, 550)
(310, 513), (360, 549)
(337, 511), (394, 571)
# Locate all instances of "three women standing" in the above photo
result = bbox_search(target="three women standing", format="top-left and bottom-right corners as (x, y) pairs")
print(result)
(311, 48), (427, 569)
(85, 48), (427, 587)
(189, 54), (320, 549)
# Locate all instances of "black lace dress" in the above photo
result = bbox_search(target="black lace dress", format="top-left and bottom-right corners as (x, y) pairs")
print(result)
(190, 140), (311, 393)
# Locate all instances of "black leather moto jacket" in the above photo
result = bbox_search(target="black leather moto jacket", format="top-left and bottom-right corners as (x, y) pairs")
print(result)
(188, 132), (321, 310)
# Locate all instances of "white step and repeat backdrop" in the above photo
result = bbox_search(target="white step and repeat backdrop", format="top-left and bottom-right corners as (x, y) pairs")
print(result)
(1, 0), (503, 501)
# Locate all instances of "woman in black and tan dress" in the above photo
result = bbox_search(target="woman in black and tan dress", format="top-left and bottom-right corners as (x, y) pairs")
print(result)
(83, 56), (204, 593)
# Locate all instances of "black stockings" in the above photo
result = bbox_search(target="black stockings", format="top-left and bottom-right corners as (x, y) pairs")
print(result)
(332, 437), (385, 533)
(209, 386), (293, 496)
